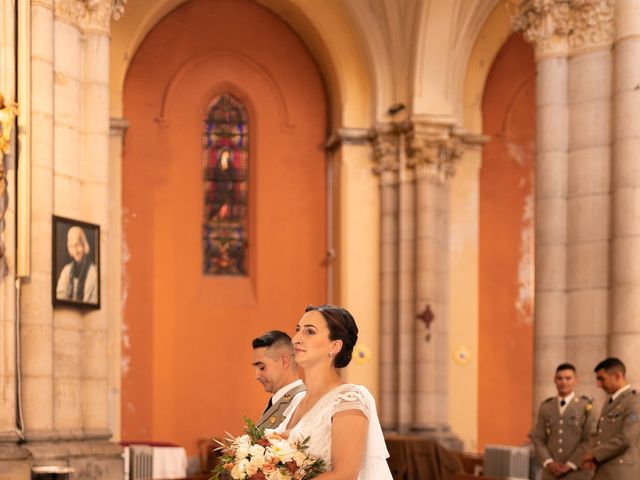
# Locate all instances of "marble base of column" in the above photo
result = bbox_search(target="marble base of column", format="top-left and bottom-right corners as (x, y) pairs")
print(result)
(0, 445), (31, 479)
(23, 441), (123, 479)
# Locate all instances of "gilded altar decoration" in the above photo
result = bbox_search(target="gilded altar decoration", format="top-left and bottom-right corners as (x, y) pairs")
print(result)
(0, 94), (19, 156)
(202, 94), (249, 275)
(0, 93), (18, 272)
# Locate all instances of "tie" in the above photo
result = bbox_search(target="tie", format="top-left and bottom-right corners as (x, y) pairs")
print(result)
(560, 399), (566, 407)
(263, 397), (273, 414)
(609, 397), (613, 404)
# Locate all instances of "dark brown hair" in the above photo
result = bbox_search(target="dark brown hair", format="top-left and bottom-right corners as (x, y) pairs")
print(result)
(305, 304), (358, 368)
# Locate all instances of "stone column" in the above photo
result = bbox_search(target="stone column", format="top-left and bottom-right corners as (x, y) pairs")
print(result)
(407, 121), (461, 438)
(52, 2), (85, 439)
(610, 0), (640, 385)
(80, 4), (112, 440)
(565, 1), (613, 393)
(514, 0), (571, 407)
(373, 125), (400, 430)
(21, 0), (55, 441)
(108, 117), (128, 441)
(0, 0), (19, 444)
(396, 123), (415, 433)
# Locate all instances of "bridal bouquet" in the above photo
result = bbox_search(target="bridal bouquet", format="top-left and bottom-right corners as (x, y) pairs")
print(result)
(210, 418), (326, 480)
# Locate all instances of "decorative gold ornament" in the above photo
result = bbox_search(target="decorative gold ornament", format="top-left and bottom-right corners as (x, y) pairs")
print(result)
(353, 344), (372, 365)
(0, 93), (19, 156)
(453, 346), (471, 366)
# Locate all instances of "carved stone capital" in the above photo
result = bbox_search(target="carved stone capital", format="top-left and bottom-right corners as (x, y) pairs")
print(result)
(372, 128), (401, 176)
(569, 0), (614, 53)
(511, 0), (572, 58)
(406, 122), (464, 183)
(55, 0), (126, 32)
(511, 0), (614, 58)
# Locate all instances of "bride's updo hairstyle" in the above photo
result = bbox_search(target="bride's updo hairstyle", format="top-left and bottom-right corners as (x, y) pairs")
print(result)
(305, 304), (358, 368)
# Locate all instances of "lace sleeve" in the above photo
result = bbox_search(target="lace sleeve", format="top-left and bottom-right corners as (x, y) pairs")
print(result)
(331, 386), (370, 419)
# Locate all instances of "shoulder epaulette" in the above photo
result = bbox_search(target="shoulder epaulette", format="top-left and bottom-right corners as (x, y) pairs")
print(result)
(581, 395), (594, 403)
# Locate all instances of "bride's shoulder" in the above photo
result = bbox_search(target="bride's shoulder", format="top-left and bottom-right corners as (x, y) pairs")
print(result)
(330, 384), (371, 417)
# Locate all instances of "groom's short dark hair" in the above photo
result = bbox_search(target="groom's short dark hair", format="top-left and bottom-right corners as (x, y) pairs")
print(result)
(252, 330), (292, 350)
(594, 357), (626, 375)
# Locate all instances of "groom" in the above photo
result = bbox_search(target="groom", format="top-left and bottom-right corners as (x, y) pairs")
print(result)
(252, 330), (305, 429)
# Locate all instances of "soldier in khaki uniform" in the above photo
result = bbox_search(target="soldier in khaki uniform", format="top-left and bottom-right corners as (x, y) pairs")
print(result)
(533, 363), (596, 479)
(583, 357), (640, 480)
(252, 330), (306, 429)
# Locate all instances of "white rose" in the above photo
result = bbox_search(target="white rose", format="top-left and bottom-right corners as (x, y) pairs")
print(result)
(235, 445), (250, 461)
(250, 454), (266, 469)
(249, 444), (266, 458)
(269, 439), (296, 462)
(245, 462), (258, 477)
(230, 465), (244, 480)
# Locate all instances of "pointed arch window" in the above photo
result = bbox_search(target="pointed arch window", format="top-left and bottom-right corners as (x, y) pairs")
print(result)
(202, 94), (249, 275)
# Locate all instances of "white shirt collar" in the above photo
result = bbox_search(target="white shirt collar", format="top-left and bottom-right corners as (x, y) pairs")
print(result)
(558, 392), (575, 405)
(272, 379), (303, 404)
(611, 384), (631, 402)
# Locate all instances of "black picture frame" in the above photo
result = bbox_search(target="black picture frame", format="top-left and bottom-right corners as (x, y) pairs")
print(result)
(52, 215), (100, 309)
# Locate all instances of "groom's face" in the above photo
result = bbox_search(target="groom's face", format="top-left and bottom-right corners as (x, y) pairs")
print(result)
(252, 347), (285, 394)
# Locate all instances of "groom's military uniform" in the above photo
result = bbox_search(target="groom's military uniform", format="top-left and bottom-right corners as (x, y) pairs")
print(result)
(257, 382), (305, 429)
(533, 394), (596, 479)
(591, 387), (640, 480)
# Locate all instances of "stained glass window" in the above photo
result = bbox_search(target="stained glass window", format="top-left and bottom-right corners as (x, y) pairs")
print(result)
(202, 94), (249, 275)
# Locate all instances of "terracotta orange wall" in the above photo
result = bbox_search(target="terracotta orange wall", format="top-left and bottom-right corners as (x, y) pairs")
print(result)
(478, 33), (535, 449)
(122, 0), (327, 454)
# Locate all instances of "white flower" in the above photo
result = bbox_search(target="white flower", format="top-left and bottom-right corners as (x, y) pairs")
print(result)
(230, 464), (245, 480)
(268, 438), (296, 462)
(293, 450), (307, 466)
(266, 470), (290, 480)
(245, 462), (258, 477)
(235, 445), (250, 461)
(249, 444), (266, 458)
(249, 454), (266, 470)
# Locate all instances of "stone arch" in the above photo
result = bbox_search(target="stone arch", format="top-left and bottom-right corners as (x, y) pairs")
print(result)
(109, 0), (374, 128)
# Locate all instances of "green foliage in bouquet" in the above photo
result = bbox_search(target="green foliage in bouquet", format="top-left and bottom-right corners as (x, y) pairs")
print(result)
(211, 417), (326, 480)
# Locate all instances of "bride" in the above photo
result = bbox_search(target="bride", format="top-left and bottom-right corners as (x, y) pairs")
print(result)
(276, 305), (393, 480)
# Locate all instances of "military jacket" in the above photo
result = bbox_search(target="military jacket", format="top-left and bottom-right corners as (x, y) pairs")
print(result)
(533, 394), (596, 479)
(592, 387), (640, 480)
(256, 383), (305, 430)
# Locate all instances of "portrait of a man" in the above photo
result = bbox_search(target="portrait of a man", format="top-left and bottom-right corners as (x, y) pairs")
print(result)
(52, 216), (100, 308)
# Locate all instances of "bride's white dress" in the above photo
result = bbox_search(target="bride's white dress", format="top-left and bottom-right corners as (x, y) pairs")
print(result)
(276, 383), (393, 480)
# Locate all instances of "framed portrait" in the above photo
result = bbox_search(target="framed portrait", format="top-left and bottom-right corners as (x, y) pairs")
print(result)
(52, 216), (100, 309)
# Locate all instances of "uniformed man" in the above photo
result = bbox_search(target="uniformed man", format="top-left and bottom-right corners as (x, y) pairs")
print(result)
(533, 363), (596, 479)
(582, 357), (640, 480)
(252, 330), (305, 429)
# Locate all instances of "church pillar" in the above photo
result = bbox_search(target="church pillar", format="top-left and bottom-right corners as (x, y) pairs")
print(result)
(407, 121), (461, 436)
(0, 0), (22, 462)
(80, 10), (112, 440)
(21, 0), (55, 440)
(51, 1), (85, 440)
(16, 0), (123, 477)
(396, 125), (416, 433)
(514, 1), (571, 407)
(610, 0), (640, 384)
(373, 125), (400, 430)
(565, 2), (613, 391)
(108, 117), (128, 441)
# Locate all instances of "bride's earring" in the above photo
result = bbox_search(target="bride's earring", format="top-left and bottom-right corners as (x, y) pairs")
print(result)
(328, 351), (333, 357)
